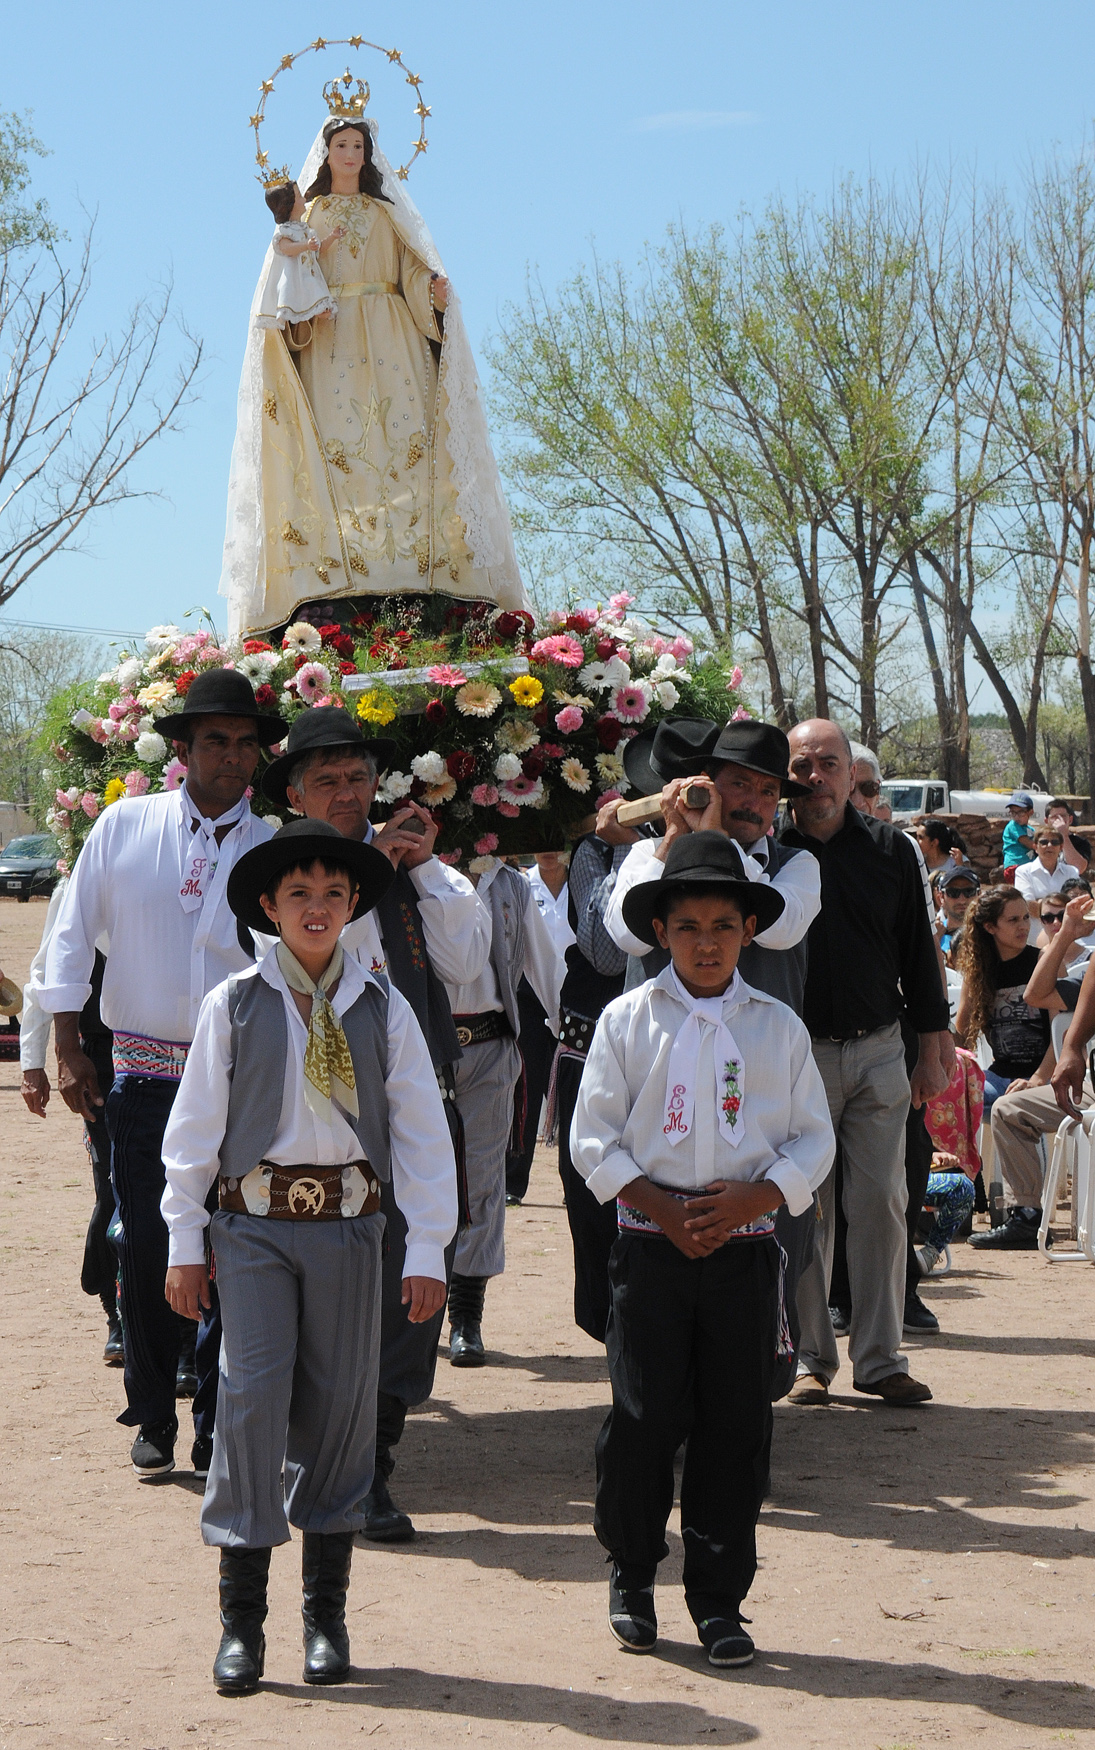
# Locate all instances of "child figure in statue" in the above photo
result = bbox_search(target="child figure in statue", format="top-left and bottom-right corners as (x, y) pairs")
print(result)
(256, 181), (340, 334)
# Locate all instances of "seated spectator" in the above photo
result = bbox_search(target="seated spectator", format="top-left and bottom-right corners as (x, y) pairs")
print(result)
(914, 818), (963, 874)
(1033, 891), (1090, 966)
(916, 1150), (977, 1277)
(934, 865), (980, 955)
(955, 888), (1052, 1120)
(1058, 876), (1095, 956)
(1002, 793), (1037, 869)
(969, 892), (1089, 1251)
(1015, 827), (1070, 939)
(1045, 800), (1091, 875)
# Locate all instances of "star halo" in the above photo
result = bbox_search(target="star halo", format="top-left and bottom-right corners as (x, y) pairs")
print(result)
(250, 37), (431, 187)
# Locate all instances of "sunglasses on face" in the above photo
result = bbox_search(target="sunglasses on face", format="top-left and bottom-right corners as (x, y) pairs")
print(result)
(1038, 837), (1063, 847)
(947, 886), (977, 898)
(854, 779), (881, 798)
(1042, 910), (1065, 924)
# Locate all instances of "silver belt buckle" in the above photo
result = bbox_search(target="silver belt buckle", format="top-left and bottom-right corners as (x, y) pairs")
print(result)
(239, 1163), (273, 1216)
(339, 1163), (380, 1218)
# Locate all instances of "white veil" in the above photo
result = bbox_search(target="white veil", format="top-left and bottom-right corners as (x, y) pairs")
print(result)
(219, 118), (526, 637)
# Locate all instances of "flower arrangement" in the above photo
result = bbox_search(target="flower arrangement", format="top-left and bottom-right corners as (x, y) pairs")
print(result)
(40, 596), (747, 866)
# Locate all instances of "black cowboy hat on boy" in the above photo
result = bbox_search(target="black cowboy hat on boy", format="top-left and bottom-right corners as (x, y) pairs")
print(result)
(261, 706), (398, 810)
(621, 829), (786, 948)
(227, 818), (395, 937)
(154, 666), (289, 746)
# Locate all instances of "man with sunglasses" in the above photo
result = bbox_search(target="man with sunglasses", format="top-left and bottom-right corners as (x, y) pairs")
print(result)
(1015, 829), (1068, 941)
(935, 865), (980, 955)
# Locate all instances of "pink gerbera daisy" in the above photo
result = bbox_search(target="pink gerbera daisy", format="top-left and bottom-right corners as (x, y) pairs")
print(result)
(295, 661), (332, 703)
(163, 758), (187, 790)
(529, 634), (585, 668)
(427, 664), (468, 688)
(612, 683), (651, 723)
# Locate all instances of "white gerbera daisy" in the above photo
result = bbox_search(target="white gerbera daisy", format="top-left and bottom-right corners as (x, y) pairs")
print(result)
(282, 622), (322, 654)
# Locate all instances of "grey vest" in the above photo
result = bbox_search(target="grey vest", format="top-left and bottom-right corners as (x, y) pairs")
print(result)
(483, 864), (527, 1033)
(626, 838), (810, 1016)
(219, 969), (393, 1182)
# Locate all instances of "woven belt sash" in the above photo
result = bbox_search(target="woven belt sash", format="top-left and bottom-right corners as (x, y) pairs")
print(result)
(328, 281), (398, 296)
(452, 1011), (512, 1049)
(219, 1160), (381, 1220)
(112, 1031), (190, 1082)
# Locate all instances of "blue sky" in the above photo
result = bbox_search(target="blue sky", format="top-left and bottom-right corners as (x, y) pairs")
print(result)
(3, 0), (1095, 647)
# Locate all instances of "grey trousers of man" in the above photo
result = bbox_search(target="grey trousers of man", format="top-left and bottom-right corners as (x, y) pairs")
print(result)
(991, 1078), (1095, 1204)
(453, 1035), (521, 1279)
(795, 1021), (911, 1388)
(201, 1209), (383, 1549)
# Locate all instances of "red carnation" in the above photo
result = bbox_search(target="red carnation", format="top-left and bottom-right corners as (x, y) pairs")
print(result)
(318, 624), (343, 644)
(351, 612), (375, 630)
(243, 638), (273, 654)
(254, 683), (277, 707)
(446, 750), (477, 781)
(175, 670), (197, 697)
(426, 699), (447, 726)
(595, 715), (624, 751)
(339, 660), (358, 676)
(565, 610), (598, 633)
(493, 611), (520, 640)
(522, 749), (547, 778)
(595, 636), (621, 660)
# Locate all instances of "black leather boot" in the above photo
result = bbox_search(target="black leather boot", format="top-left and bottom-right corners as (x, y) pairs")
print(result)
(301, 1531), (354, 1684)
(448, 1273), (487, 1367)
(212, 1546), (271, 1695)
(361, 1395), (414, 1541)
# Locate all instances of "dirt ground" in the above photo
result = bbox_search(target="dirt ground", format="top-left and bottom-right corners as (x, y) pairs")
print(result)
(2, 898), (1095, 1750)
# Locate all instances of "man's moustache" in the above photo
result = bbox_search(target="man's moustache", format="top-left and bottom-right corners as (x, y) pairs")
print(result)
(728, 809), (765, 828)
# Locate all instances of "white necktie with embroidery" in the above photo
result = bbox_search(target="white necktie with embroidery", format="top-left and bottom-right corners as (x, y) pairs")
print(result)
(178, 791), (248, 913)
(662, 970), (746, 1149)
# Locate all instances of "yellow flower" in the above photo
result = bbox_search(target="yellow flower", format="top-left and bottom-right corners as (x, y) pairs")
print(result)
(103, 777), (127, 806)
(357, 691), (397, 726)
(509, 675), (544, 708)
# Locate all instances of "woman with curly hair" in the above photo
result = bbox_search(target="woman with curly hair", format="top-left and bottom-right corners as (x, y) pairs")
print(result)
(955, 886), (1061, 1118)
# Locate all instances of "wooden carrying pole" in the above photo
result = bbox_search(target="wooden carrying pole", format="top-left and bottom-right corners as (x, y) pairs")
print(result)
(615, 784), (711, 827)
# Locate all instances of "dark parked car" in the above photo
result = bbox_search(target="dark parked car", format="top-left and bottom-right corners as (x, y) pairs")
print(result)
(0, 833), (61, 901)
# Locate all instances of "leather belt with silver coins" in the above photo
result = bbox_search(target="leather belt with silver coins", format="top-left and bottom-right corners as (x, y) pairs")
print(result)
(452, 1011), (512, 1049)
(219, 1160), (381, 1220)
(559, 1010), (597, 1057)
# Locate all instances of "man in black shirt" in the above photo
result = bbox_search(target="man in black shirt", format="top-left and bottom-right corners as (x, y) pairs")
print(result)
(780, 720), (951, 1406)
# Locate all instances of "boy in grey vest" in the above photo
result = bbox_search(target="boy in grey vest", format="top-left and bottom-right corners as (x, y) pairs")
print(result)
(161, 821), (457, 1695)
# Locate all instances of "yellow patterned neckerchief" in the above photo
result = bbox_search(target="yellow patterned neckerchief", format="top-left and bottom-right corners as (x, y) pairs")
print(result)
(276, 942), (359, 1125)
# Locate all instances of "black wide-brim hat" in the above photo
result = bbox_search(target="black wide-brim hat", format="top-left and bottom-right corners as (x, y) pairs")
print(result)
(261, 705), (398, 809)
(154, 666), (288, 747)
(621, 829), (785, 947)
(707, 720), (811, 798)
(622, 718), (721, 797)
(227, 818), (395, 936)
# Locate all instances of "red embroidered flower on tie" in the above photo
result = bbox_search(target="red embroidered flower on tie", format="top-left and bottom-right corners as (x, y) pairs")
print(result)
(721, 1060), (742, 1131)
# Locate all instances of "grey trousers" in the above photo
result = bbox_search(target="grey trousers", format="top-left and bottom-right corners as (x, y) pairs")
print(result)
(991, 1078), (1094, 1205)
(795, 1021), (910, 1388)
(453, 1035), (521, 1279)
(201, 1209), (383, 1549)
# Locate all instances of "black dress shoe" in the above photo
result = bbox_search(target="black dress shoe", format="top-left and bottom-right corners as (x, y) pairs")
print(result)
(829, 1303), (851, 1336)
(361, 1474), (414, 1543)
(191, 1433), (214, 1478)
(448, 1273), (487, 1368)
(608, 1565), (657, 1652)
(302, 1531), (354, 1684)
(213, 1546), (270, 1695)
(968, 1210), (1041, 1250)
(698, 1617), (755, 1667)
(103, 1313), (124, 1366)
(903, 1294), (939, 1334)
(131, 1416), (178, 1480)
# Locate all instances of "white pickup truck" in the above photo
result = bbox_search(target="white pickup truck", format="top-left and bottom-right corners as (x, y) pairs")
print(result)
(879, 780), (1055, 825)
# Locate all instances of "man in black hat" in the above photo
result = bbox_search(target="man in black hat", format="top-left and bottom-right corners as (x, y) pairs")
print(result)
(263, 705), (490, 1542)
(40, 667), (287, 1480)
(603, 718), (821, 1013)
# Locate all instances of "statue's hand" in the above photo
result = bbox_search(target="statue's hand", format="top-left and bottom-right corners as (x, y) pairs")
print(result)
(431, 274), (450, 311)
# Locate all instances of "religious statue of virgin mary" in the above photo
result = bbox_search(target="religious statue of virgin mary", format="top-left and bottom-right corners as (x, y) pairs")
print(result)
(220, 79), (527, 639)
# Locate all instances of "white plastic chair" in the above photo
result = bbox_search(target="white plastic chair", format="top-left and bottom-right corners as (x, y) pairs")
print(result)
(973, 1032), (1005, 1225)
(1038, 1016), (1095, 1262)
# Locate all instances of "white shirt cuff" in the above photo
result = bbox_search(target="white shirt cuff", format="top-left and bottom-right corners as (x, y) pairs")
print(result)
(402, 1240), (448, 1283)
(407, 859), (449, 897)
(37, 981), (93, 1015)
(585, 1148), (641, 1205)
(167, 1221), (210, 1268)
(764, 1159), (815, 1219)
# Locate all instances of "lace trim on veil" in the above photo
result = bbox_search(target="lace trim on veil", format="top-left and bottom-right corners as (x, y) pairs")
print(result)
(220, 120), (524, 637)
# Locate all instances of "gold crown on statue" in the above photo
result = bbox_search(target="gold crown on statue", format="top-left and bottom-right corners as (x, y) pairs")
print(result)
(255, 154), (295, 189)
(323, 70), (371, 119)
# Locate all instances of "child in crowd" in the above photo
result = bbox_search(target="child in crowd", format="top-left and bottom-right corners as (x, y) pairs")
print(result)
(256, 180), (339, 332)
(571, 833), (834, 1668)
(916, 1149), (977, 1276)
(161, 821), (456, 1695)
(1002, 793), (1037, 869)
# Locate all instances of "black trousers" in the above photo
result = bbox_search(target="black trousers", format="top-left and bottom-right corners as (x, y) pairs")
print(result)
(80, 1033), (118, 1308)
(556, 1053), (619, 1342)
(505, 981), (556, 1201)
(595, 1233), (778, 1626)
(106, 1074), (193, 1429)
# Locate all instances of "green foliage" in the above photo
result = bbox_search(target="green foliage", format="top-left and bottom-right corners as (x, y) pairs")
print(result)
(0, 111), (61, 252)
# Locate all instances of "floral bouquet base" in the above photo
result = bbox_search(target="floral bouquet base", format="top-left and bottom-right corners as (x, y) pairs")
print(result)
(40, 594), (746, 867)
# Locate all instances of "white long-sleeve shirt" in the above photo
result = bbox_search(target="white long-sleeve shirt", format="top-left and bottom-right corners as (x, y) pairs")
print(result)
(20, 880), (67, 1072)
(38, 788), (274, 1043)
(443, 860), (564, 1033)
(340, 830), (491, 985)
(603, 833), (821, 960)
(571, 964), (834, 1216)
(160, 946), (457, 1278)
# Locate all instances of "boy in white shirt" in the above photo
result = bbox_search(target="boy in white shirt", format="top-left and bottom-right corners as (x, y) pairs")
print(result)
(572, 832), (833, 1667)
(160, 821), (456, 1695)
